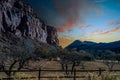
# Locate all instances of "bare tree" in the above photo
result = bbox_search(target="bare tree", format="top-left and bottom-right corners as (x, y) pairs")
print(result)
(116, 54), (120, 64)
(103, 50), (117, 70)
(59, 49), (82, 74)
(0, 47), (34, 77)
(59, 49), (94, 75)
(0, 39), (35, 78)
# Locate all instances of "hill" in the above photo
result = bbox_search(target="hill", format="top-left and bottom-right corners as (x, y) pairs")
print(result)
(66, 40), (120, 53)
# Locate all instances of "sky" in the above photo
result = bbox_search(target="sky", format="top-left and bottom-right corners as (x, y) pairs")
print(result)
(25, 0), (120, 48)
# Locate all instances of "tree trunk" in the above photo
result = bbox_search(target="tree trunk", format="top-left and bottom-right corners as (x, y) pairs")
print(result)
(61, 63), (64, 71)
(71, 62), (75, 74)
(65, 64), (68, 75)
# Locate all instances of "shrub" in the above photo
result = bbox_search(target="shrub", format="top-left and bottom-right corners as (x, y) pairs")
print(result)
(13, 73), (37, 80)
(85, 71), (119, 80)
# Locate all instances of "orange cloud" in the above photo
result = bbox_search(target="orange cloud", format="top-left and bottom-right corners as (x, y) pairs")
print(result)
(90, 29), (104, 37)
(53, 0), (80, 32)
(100, 27), (120, 35)
(57, 19), (77, 32)
(51, 0), (102, 33)
(90, 27), (120, 37)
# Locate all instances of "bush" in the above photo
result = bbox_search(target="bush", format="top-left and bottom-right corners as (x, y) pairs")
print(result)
(34, 46), (50, 59)
(85, 71), (119, 80)
(13, 73), (37, 80)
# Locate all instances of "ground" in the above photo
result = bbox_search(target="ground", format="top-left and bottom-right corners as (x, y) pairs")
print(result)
(0, 60), (120, 80)
(27, 60), (120, 70)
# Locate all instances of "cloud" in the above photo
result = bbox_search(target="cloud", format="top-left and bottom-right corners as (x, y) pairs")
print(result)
(94, 0), (106, 3)
(92, 30), (104, 34)
(107, 20), (120, 26)
(79, 24), (92, 29)
(89, 29), (104, 37)
(56, 22), (74, 32)
(25, 0), (102, 33)
(53, 0), (102, 32)
(52, 0), (82, 32)
(90, 27), (120, 36)
(100, 27), (120, 35)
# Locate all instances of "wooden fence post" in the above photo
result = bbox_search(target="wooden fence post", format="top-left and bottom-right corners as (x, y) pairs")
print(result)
(98, 68), (102, 76)
(65, 64), (68, 75)
(8, 71), (11, 80)
(38, 68), (41, 80)
(73, 68), (76, 80)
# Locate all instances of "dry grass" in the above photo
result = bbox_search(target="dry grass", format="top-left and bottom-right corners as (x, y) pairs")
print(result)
(13, 73), (37, 80)
(0, 71), (120, 80)
(0, 60), (120, 80)
(85, 71), (120, 80)
(27, 60), (120, 70)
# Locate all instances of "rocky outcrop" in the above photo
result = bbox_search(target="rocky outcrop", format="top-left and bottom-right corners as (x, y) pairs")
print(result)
(0, 0), (59, 46)
(47, 26), (59, 46)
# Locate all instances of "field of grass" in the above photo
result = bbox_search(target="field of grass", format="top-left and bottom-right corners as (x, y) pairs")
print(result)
(0, 71), (120, 80)
(0, 60), (120, 80)
(27, 60), (120, 70)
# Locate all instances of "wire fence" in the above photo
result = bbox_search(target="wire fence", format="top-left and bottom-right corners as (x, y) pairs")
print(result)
(0, 68), (120, 80)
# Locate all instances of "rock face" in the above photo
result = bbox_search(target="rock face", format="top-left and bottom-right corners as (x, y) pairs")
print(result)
(0, 0), (59, 46)
(47, 26), (59, 46)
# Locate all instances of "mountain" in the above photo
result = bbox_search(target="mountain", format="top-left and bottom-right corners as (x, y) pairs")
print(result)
(0, 0), (59, 46)
(66, 40), (120, 52)
(0, 0), (60, 56)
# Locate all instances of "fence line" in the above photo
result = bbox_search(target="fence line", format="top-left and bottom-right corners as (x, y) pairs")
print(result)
(1, 69), (120, 72)
(0, 68), (120, 80)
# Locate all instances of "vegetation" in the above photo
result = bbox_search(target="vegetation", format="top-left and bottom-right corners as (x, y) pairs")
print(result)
(34, 46), (50, 59)
(0, 41), (35, 77)
(101, 50), (118, 70)
(0, 38), (120, 80)
(58, 49), (94, 74)
(34, 44), (59, 61)
(0, 71), (119, 80)
(85, 72), (120, 80)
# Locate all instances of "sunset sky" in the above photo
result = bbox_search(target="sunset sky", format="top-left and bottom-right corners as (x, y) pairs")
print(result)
(25, 0), (120, 48)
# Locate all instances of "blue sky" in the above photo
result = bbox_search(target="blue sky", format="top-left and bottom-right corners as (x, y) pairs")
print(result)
(25, 0), (120, 47)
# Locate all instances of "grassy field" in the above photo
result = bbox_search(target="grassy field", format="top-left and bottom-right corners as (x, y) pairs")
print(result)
(0, 60), (120, 80)
(0, 71), (120, 80)
(27, 60), (120, 70)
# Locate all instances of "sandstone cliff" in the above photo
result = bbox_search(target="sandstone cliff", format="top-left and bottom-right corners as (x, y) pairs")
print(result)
(0, 0), (59, 46)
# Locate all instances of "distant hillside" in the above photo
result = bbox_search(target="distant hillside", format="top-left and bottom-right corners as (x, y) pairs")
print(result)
(66, 40), (120, 53)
